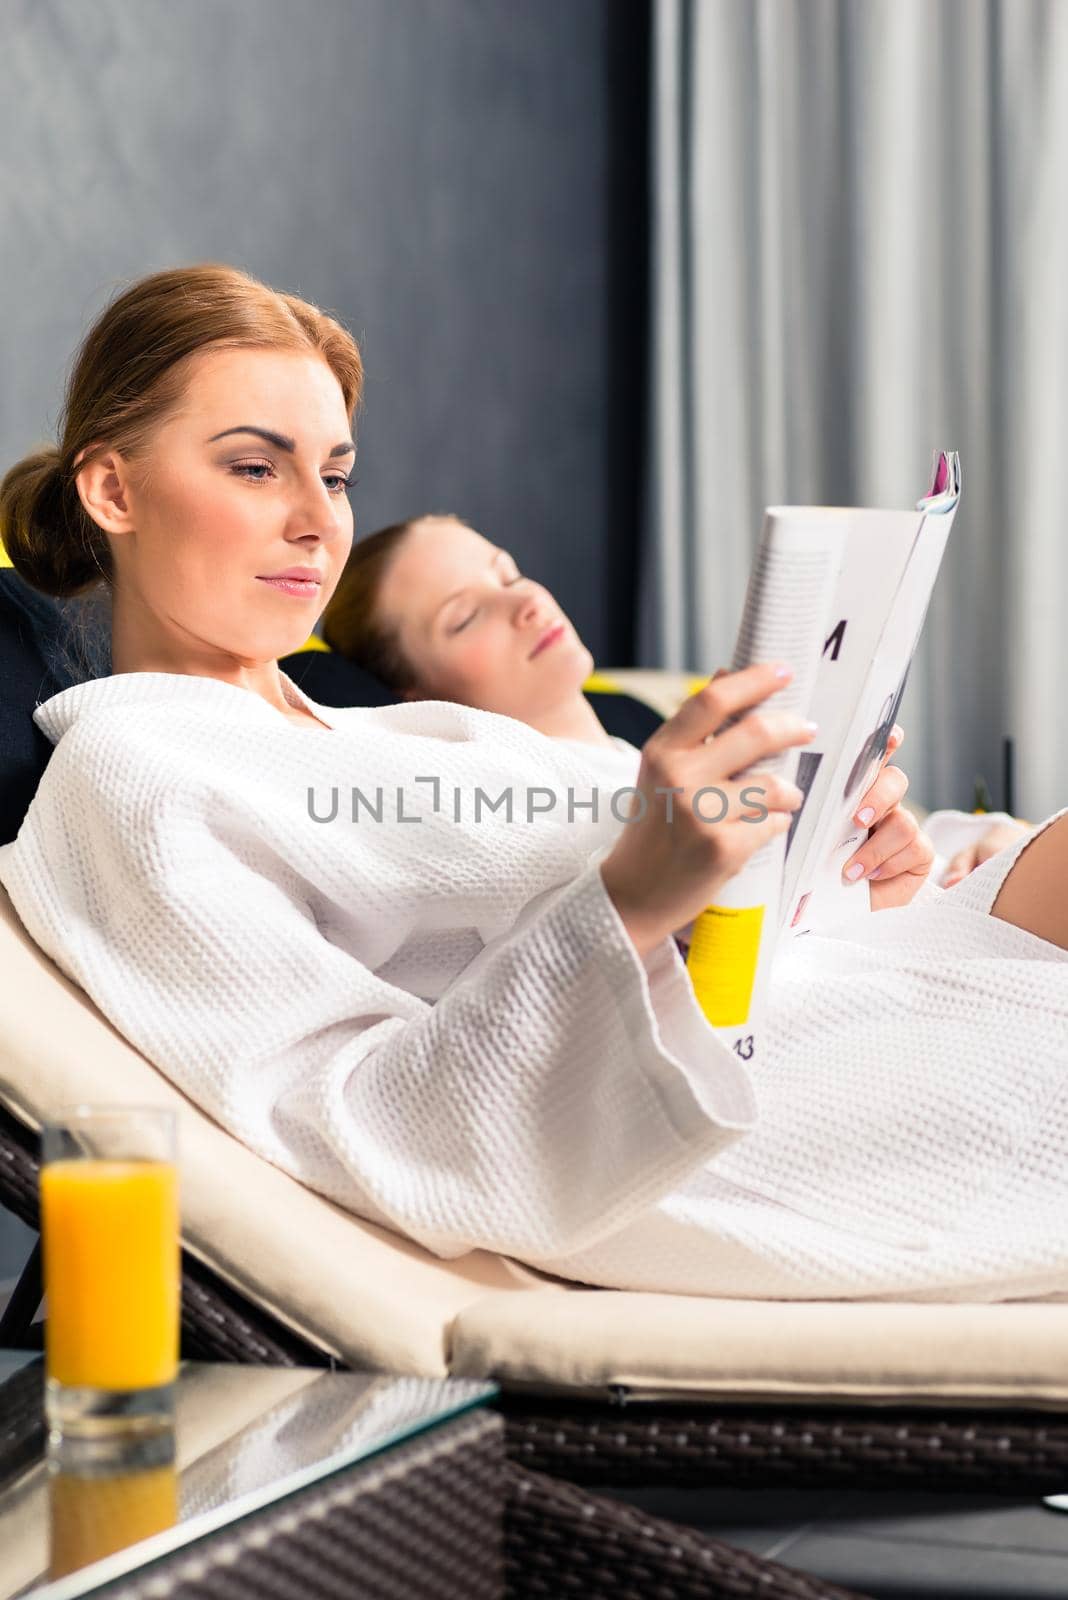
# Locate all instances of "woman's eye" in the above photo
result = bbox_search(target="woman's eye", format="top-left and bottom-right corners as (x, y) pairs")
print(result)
(232, 461), (356, 496)
(451, 609), (479, 633)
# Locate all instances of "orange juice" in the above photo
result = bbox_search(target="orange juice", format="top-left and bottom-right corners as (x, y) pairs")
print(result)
(41, 1160), (179, 1391)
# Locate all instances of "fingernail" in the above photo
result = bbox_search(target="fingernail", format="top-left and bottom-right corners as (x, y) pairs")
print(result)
(774, 663), (793, 679)
(844, 861), (865, 882)
(803, 720), (819, 734)
(891, 724), (903, 741)
(868, 866), (883, 880)
(856, 806), (875, 826)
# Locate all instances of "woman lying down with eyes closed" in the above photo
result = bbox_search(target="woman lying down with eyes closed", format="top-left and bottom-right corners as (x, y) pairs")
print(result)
(2, 262), (1067, 1307)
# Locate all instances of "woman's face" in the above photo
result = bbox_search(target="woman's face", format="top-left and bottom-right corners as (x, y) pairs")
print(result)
(81, 346), (355, 672)
(376, 516), (593, 718)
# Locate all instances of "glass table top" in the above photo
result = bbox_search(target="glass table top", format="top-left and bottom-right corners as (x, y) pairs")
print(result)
(0, 1351), (496, 1600)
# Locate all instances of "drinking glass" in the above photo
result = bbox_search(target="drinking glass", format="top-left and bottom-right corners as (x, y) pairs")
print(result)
(40, 1106), (179, 1445)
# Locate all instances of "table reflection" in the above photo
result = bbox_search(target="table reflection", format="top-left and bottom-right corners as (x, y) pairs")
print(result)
(49, 1459), (178, 1581)
(0, 1360), (494, 1600)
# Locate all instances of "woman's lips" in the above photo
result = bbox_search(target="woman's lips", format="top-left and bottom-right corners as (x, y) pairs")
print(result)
(256, 576), (321, 598)
(530, 622), (566, 659)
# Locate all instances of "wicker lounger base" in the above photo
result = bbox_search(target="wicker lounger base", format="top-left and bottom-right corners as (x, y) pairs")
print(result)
(499, 1394), (1068, 1496)
(3, 1101), (1066, 1497)
(0, 1360), (862, 1599)
(71, 1449), (866, 1600)
(504, 1462), (861, 1600)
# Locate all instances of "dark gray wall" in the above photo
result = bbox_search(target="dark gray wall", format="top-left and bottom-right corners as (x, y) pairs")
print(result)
(1, 0), (646, 660)
(0, 0), (648, 1280)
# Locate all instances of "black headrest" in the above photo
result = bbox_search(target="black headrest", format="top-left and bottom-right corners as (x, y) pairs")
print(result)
(277, 647), (399, 709)
(0, 571), (75, 845)
(278, 647), (663, 745)
(582, 688), (662, 746)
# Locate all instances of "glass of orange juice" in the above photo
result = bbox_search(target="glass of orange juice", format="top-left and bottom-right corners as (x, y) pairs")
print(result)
(41, 1106), (179, 1446)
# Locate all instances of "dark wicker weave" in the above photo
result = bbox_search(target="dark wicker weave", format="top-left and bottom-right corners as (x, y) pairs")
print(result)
(504, 1463), (863, 1600)
(78, 1407), (506, 1600)
(4, 1098), (1067, 1498)
(0, 1362), (870, 1599)
(501, 1394), (1068, 1496)
(0, 1356), (44, 1495)
(0, 1101), (36, 1230)
(178, 1262), (332, 1369)
(0, 1375), (866, 1600)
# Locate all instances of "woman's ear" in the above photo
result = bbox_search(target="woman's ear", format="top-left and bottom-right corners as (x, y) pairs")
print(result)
(72, 444), (136, 536)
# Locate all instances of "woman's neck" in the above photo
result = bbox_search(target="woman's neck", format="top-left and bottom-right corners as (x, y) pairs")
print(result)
(523, 693), (616, 746)
(110, 609), (304, 723)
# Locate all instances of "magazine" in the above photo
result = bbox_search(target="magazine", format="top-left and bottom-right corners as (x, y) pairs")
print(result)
(684, 450), (962, 1064)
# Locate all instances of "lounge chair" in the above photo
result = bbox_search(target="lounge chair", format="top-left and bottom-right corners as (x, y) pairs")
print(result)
(2, 570), (1066, 1514)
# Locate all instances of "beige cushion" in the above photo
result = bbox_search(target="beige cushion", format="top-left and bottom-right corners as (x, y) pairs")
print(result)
(449, 1289), (1068, 1405)
(3, 841), (1065, 1408)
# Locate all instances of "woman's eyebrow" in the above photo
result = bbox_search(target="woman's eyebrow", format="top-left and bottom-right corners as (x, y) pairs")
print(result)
(207, 425), (356, 459)
(432, 549), (509, 621)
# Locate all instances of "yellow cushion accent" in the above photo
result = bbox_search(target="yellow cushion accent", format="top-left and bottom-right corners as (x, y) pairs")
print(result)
(295, 634), (331, 653)
(587, 670), (706, 718)
(0, 540), (13, 569)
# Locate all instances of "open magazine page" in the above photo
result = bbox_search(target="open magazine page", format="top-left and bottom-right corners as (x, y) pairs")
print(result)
(781, 455), (962, 935)
(685, 450), (961, 1064)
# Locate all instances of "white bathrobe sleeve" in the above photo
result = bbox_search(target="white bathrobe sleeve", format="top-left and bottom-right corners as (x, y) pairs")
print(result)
(921, 808), (1022, 886)
(0, 731), (756, 1264)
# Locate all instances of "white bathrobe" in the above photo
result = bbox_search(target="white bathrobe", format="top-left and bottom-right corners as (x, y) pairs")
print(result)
(2, 669), (1066, 1302)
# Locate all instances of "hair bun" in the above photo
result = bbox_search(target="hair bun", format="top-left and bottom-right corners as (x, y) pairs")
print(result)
(0, 443), (108, 599)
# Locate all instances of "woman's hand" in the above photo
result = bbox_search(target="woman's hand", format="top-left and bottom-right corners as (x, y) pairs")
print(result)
(599, 662), (817, 957)
(840, 725), (936, 910)
(942, 819), (1031, 887)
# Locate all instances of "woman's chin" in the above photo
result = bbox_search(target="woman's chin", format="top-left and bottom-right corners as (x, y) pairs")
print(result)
(518, 652), (592, 709)
(532, 634), (591, 681)
(561, 634), (594, 676)
(265, 626), (319, 661)
(564, 643), (595, 693)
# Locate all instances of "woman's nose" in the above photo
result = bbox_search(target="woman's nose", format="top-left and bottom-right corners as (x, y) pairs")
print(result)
(515, 586), (551, 627)
(288, 479), (346, 541)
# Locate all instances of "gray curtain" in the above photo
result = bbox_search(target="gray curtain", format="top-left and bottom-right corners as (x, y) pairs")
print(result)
(644, 0), (1068, 819)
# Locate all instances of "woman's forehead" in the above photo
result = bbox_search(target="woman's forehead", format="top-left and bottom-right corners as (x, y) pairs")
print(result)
(386, 519), (503, 636)
(179, 347), (350, 434)
(405, 517), (497, 577)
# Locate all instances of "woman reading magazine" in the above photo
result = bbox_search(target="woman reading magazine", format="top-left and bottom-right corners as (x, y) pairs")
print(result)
(1, 263), (1065, 1303)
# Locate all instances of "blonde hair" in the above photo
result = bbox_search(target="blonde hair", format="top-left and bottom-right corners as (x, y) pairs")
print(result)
(0, 263), (363, 600)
